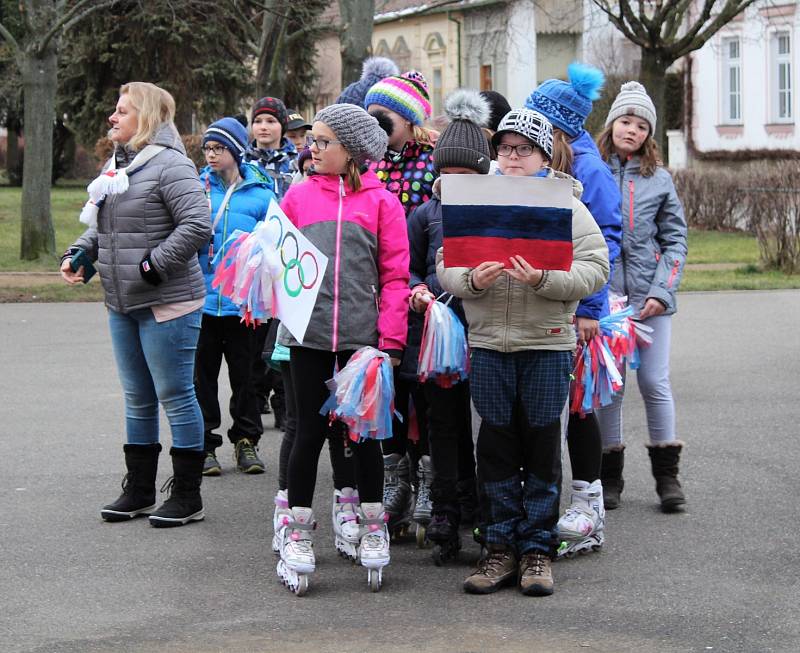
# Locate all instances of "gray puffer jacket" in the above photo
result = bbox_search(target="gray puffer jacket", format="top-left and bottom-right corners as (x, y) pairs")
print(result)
(72, 123), (211, 313)
(608, 154), (687, 315)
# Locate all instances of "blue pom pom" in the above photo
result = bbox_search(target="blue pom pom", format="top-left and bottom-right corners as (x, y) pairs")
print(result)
(567, 62), (605, 101)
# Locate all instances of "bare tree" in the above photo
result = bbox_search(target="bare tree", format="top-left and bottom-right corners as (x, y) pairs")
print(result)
(591, 0), (760, 149)
(339, 0), (375, 87)
(0, 0), (122, 260)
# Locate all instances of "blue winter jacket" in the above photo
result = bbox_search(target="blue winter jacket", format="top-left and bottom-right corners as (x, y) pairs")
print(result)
(243, 137), (297, 200)
(197, 164), (275, 317)
(570, 130), (622, 319)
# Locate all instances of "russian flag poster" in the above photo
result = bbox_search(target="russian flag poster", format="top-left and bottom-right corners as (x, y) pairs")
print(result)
(440, 175), (574, 271)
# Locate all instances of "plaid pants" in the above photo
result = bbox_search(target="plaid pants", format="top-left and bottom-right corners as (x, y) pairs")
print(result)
(471, 348), (570, 555)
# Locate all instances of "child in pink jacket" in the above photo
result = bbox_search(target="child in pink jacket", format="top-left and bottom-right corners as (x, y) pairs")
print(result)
(275, 103), (410, 594)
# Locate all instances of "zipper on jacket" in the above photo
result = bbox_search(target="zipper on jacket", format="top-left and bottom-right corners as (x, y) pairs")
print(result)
(218, 202), (230, 316)
(371, 284), (382, 348)
(332, 176), (346, 351)
(628, 179), (635, 232)
(504, 276), (511, 351)
(667, 259), (680, 289)
(617, 164), (629, 298)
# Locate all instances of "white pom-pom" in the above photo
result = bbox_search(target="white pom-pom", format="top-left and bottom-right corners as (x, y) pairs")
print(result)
(620, 81), (647, 94)
(444, 89), (491, 126)
(79, 201), (99, 227)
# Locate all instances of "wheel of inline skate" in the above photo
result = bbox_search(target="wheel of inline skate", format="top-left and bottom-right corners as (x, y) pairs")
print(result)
(294, 575), (309, 596)
(368, 568), (382, 592)
(416, 524), (426, 548)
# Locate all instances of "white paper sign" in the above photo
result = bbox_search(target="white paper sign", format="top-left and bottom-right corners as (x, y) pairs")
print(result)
(263, 199), (328, 344)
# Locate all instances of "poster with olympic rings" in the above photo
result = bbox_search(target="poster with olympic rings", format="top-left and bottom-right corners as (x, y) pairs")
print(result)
(264, 199), (328, 344)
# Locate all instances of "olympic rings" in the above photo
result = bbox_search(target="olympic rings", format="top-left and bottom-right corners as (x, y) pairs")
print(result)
(271, 220), (320, 293)
(298, 251), (319, 290)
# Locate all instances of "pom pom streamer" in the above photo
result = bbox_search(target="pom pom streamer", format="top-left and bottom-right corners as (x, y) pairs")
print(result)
(417, 296), (470, 387)
(211, 220), (282, 327)
(319, 347), (398, 442)
(569, 296), (654, 416)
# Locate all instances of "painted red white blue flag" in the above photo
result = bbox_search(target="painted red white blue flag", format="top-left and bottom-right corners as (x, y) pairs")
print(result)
(440, 174), (574, 271)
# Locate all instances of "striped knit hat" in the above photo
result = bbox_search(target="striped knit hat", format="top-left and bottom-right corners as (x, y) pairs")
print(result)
(203, 117), (248, 168)
(605, 81), (657, 135)
(492, 109), (554, 161)
(363, 71), (432, 126)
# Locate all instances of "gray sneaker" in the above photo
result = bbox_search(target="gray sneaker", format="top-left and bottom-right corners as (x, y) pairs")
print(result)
(463, 548), (517, 594)
(234, 439), (265, 474)
(202, 452), (221, 476)
(519, 551), (554, 596)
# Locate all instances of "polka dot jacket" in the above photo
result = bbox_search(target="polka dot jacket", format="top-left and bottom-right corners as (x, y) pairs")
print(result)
(371, 140), (437, 218)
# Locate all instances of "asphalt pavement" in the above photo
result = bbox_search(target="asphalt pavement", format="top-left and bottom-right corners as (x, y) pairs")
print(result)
(1, 291), (799, 653)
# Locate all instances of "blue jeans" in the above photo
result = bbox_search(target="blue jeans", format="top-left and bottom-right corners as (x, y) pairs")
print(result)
(108, 307), (204, 450)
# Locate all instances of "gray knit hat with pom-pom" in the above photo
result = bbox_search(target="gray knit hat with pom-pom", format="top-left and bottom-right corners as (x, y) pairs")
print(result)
(314, 103), (388, 164)
(433, 89), (492, 174)
(605, 81), (657, 135)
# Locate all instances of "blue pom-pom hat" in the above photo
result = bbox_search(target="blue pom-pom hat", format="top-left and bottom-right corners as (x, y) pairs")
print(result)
(525, 62), (605, 137)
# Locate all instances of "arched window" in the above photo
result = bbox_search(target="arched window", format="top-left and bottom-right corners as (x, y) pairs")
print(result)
(393, 36), (411, 72)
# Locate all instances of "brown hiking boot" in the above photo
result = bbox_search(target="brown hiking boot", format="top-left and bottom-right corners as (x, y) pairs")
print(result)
(463, 547), (517, 594)
(519, 551), (554, 596)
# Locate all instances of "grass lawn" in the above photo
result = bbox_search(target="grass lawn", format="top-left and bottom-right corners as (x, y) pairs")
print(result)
(685, 229), (760, 264)
(1, 187), (799, 299)
(0, 186), (87, 272)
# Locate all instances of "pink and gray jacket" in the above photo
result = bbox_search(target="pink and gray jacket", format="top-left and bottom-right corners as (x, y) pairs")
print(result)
(279, 170), (410, 355)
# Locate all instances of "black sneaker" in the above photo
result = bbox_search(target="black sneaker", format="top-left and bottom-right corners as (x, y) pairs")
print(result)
(202, 451), (222, 476)
(234, 438), (265, 474)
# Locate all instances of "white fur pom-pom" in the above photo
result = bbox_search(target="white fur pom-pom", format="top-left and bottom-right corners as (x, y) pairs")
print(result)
(444, 89), (491, 126)
(79, 201), (99, 228)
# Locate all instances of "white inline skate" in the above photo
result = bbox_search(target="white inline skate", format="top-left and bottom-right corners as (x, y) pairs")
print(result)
(272, 489), (290, 554)
(357, 502), (390, 592)
(276, 507), (316, 596)
(332, 487), (361, 561)
(556, 479), (605, 559)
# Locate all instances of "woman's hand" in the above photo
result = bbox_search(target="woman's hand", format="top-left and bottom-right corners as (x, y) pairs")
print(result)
(505, 255), (543, 287)
(576, 317), (600, 344)
(60, 258), (84, 285)
(410, 284), (434, 313)
(471, 261), (505, 290)
(639, 298), (667, 320)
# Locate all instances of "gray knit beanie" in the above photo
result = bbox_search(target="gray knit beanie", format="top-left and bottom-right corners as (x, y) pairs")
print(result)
(434, 89), (491, 174)
(314, 104), (388, 164)
(605, 81), (657, 135)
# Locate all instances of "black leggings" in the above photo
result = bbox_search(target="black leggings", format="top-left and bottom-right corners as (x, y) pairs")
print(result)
(278, 361), (356, 491)
(382, 372), (429, 461)
(287, 347), (383, 507)
(566, 412), (602, 483)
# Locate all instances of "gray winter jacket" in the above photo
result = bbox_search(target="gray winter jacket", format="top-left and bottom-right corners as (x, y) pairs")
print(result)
(607, 154), (687, 315)
(72, 123), (211, 313)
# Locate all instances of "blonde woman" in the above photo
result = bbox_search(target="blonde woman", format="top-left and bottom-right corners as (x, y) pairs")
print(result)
(60, 82), (211, 527)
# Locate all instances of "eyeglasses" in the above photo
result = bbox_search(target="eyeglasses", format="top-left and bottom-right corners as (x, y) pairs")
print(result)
(496, 143), (536, 157)
(306, 136), (341, 151)
(202, 145), (227, 156)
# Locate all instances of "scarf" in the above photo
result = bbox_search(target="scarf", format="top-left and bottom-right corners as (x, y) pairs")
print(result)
(79, 144), (166, 228)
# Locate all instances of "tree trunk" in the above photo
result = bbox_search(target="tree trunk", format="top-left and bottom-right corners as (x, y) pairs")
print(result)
(339, 0), (375, 88)
(639, 49), (670, 161)
(20, 46), (58, 260)
(256, 3), (284, 98)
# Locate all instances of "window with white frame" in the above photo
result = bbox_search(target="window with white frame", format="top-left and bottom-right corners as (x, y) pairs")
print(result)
(722, 37), (742, 123)
(771, 32), (792, 122)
